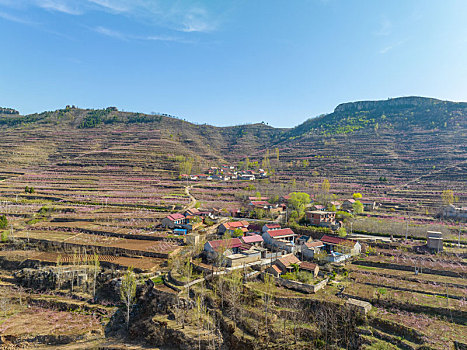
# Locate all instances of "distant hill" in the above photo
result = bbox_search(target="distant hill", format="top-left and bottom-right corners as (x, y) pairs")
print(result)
(283, 96), (467, 140)
(0, 96), (465, 199)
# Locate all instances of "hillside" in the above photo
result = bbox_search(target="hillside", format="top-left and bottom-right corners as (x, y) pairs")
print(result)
(0, 96), (466, 207)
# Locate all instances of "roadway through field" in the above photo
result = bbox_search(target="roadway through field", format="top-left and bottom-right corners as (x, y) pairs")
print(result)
(184, 185), (197, 210)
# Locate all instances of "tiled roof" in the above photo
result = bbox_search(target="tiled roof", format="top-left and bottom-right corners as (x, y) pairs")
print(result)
(241, 235), (264, 244)
(277, 254), (301, 268)
(321, 235), (356, 247)
(267, 228), (296, 238)
(208, 238), (242, 251)
(269, 265), (282, 274)
(250, 201), (271, 206)
(265, 224), (281, 229)
(300, 261), (318, 271)
(167, 213), (185, 221)
(223, 221), (249, 229)
(305, 240), (324, 248)
(320, 235), (346, 245)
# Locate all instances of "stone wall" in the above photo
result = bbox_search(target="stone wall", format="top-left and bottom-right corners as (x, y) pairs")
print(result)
(272, 275), (329, 294)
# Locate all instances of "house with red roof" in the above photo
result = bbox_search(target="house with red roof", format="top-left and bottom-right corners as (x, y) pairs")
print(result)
(262, 223), (281, 233)
(204, 238), (243, 260)
(161, 213), (186, 229)
(218, 220), (250, 235)
(263, 228), (298, 253)
(320, 235), (361, 257)
(241, 234), (264, 247)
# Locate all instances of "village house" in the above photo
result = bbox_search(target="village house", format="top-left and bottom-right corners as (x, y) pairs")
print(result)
(218, 221), (250, 236)
(442, 204), (467, 221)
(301, 240), (324, 259)
(249, 196), (270, 202)
(341, 199), (356, 211)
(266, 264), (282, 277)
(274, 254), (301, 274)
(248, 201), (283, 215)
(203, 238), (243, 260)
(361, 200), (377, 211)
(330, 201), (342, 209)
(309, 204), (326, 211)
(241, 234), (264, 247)
(263, 228), (298, 253)
(262, 223), (281, 233)
(161, 213), (186, 229)
(320, 235), (361, 258)
(239, 174), (255, 181)
(306, 211), (337, 228)
(184, 208), (201, 217)
(299, 261), (319, 277)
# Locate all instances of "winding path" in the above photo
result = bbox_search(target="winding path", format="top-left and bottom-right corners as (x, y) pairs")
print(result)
(184, 185), (197, 210)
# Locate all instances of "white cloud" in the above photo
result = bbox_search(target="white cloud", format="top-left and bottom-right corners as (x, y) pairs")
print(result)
(179, 7), (217, 33)
(94, 26), (127, 40)
(379, 39), (406, 54)
(375, 18), (392, 36)
(34, 0), (82, 15)
(0, 10), (35, 24)
(94, 26), (196, 44)
(87, 0), (129, 13)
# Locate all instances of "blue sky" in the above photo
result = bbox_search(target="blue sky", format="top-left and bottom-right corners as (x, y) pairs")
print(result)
(0, 0), (466, 127)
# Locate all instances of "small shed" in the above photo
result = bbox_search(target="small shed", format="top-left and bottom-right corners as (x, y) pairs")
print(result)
(426, 231), (443, 252)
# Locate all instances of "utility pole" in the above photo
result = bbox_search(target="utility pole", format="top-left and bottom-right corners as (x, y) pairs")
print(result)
(458, 226), (461, 249)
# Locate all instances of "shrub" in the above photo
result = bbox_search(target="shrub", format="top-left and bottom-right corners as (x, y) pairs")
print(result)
(0, 215), (7, 229)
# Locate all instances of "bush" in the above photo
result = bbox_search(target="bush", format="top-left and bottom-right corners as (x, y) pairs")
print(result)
(0, 215), (7, 229)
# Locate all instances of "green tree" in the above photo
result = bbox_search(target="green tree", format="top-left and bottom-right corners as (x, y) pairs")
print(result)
(352, 193), (362, 199)
(441, 190), (455, 205)
(92, 253), (100, 298)
(353, 200), (364, 214)
(120, 266), (137, 329)
(337, 226), (347, 237)
(288, 192), (311, 216)
(321, 179), (330, 193)
(233, 228), (244, 237)
(1, 230), (8, 242)
(0, 215), (7, 229)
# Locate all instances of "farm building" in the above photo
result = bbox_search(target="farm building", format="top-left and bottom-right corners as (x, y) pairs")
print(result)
(204, 238), (242, 260)
(218, 221), (250, 235)
(263, 228), (298, 253)
(241, 234), (264, 247)
(341, 199), (356, 211)
(275, 254), (301, 274)
(262, 223), (281, 233)
(320, 235), (361, 257)
(300, 261), (319, 277)
(306, 211), (337, 228)
(301, 240), (324, 259)
(442, 204), (467, 221)
(426, 231), (443, 252)
(161, 213), (186, 229)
